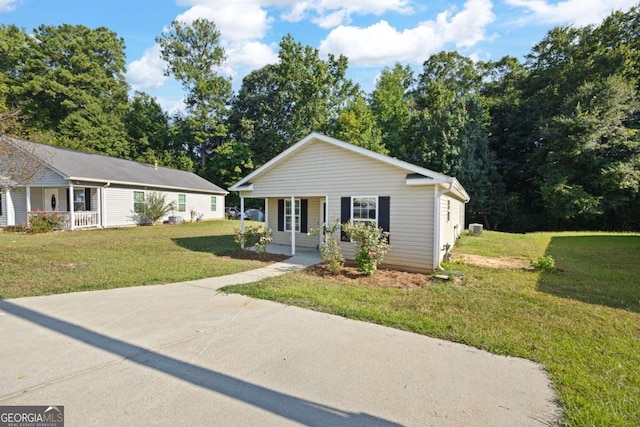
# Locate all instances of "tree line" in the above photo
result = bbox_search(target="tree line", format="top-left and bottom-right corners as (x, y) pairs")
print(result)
(1, 5), (639, 232)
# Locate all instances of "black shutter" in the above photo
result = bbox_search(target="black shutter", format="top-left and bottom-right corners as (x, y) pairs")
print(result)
(277, 199), (284, 232)
(379, 196), (390, 243)
(66, 188), (70, 212)
(85, 188), (91, 211)
(340, 197), (350, 242)
(300, 199), (308, 233)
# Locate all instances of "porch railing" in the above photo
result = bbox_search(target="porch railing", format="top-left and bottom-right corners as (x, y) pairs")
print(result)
(28, 211), (101, 229)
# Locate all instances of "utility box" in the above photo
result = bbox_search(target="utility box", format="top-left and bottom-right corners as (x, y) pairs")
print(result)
(168, 215), (183, 225)
(469, 223), (483, 235)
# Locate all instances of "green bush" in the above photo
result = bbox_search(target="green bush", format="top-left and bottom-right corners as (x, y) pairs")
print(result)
(342, 221), (390, 276)
(131, 192), (175, 225)
(310, 220), (345, 274)
(235, 226), (272, 254)
(531, 255), (556, 272)
(28, 211), (67, 233)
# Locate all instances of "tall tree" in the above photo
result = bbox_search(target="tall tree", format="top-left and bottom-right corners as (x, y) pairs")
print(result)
(17, 24), (130, 156)
(370, 63), (414, 158)
(156, 18), (231, 170)
(231, 35), (358, 166)
(335, 92), (386, 154)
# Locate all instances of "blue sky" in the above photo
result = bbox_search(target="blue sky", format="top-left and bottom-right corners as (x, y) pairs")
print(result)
(1, 0), (637, 113)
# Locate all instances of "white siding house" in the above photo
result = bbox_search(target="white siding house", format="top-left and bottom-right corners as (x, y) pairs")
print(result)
(1, 137), (227, 229)
(231, 133), (469, 272)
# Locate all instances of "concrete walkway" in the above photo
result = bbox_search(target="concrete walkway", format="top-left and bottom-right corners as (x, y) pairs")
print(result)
(0, 252), (560, 426)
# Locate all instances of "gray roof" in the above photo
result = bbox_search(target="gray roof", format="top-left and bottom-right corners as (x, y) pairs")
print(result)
(4, 137), (227, 194)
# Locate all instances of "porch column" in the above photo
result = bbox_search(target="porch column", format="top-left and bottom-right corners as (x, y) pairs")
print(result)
(69, 183), (75, 230)
(239, 194), (245, 249)
(101, 185), (108, 227)
(290, 195), (296, 256)
(321, 195), (329, 245)
(25, 186), (31, 214)
(97, 186), (103, 228)
(6, 189), (15, 226)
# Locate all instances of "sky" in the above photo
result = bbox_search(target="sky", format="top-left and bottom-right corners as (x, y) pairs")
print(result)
(1, 0), (637, 113)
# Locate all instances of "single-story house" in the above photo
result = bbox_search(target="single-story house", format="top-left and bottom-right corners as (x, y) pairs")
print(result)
(230, 132), (469, 272)
(0, 137), (227, 229)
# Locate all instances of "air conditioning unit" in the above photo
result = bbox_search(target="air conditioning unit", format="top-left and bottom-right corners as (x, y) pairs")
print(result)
(469, 223), (483, 235)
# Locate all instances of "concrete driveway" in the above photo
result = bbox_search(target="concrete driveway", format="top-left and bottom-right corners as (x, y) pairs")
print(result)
(0, 257), (560, 426)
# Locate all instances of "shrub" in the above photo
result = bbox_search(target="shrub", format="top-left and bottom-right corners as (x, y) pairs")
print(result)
(3, 224), (28, 233)
(28, 210), (67, 233)
(131, 192), (175, 226)
(342, 221), (390, 276)
(235, 226), (272, 254)
(531, 255), (556, 272)
(310, 220), (345, 274)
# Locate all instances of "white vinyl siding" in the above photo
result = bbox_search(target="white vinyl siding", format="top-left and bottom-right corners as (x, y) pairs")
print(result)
(438, 194), (465, 264)
(245, 141), (437, 271)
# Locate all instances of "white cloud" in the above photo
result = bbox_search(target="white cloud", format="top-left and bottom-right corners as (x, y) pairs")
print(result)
(0, 0), (20, 12)
(281, 0), (412, 28)
(174, 0), (272, 41)
(318, 0), (495, 66)
(226, 41), (279, 70)
(126, 45), (168, 91)
(505, 0), (638, 27)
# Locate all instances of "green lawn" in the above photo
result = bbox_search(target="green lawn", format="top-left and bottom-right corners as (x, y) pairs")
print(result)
(0, 220), (266, 298)
(224, 231), (640, 426)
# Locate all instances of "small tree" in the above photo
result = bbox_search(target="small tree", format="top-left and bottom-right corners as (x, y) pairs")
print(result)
(342, 221), (390, 276)
(0, 136), (47, 194)
(131, 192), (175, 225)
(310, 219), (345, 274)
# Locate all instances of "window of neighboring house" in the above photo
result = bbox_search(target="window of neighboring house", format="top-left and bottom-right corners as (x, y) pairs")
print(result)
(352, 196), (378, 225)
(74, 188), (86, 211)
(210, 196), (217, 211)
(284, 199), (300, 232)
(133, 191), (145, 213)
(178, 194), (186, 212)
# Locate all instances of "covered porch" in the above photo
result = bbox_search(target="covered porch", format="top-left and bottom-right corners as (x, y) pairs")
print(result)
(20, 184), (107, 230)
(238, 194), (329, 256)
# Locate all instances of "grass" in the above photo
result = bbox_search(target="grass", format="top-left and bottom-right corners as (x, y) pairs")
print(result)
(0, 220), (266, 298)
(224, 231), (640, 426)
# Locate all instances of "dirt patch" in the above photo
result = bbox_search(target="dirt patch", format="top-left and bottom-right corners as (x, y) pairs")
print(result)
(454, 253), (530, 270)
(305, 262), (432, 290)
(221, 249), (289, 263)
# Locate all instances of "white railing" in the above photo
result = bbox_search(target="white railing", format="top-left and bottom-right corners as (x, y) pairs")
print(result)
(73, 211), (100, 228)
(28, 211), (100, 229)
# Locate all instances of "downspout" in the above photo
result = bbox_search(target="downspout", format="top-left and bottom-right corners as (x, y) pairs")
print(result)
(240, 194), (245, 249)
(433, 187), (441, 270)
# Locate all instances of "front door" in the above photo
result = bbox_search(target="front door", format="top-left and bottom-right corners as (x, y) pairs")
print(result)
(44, 189), (59, 212)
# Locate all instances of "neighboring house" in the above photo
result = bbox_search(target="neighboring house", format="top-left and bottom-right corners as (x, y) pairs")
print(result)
(0, 137), (227, 229)
(230, 132), (470, 272)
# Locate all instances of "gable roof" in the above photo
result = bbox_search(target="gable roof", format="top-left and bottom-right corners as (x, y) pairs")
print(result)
(3, 136), (227, 194)
(230, 132), (469, 202)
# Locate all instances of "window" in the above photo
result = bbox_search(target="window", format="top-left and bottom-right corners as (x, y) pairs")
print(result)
(352, 196), (377, 225)
(284, 199), (300, 232)
(341, 196), (390, 243)
(0, 193), (3, 216)
(74, 189), (85, 211)
(178, 194), (186, 212)
(447, 199), (451, 222)
(210, 196), (217, 211)
(133, 191), (144, 213)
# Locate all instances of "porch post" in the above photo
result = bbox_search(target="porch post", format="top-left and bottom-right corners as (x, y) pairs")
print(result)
(239, 194), (245, 249)
(97, 187), (103, 228)
(6, 189), (15, 226)
(290, 195), (296, 256)
(69, 184), (75, 230)
(322, 195), (329, 245)
(26, 186), (31, 214)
